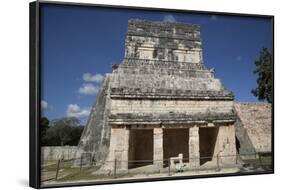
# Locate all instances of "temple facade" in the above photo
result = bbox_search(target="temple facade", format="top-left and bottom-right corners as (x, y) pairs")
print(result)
(77, 19), (237, 173)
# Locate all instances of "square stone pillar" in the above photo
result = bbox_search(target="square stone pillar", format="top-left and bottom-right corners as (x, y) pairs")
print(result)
(121, 127), (130, 170)
(106, 127), (130, 172)
(153, 127), (163, 168)
(189, 126), (200, 168)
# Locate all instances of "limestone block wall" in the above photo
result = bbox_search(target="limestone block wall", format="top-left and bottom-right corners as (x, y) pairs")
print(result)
(234, 103), (272, 153)
(110, 99), (234, 115)
(104, 127), (130, 171)
(111, 74), (223, 91)
(132, 41), (202, 63)
(125, 20), (202, 62)
(41, 146), (78, 161)
(76, 74), (112, 162)
(214, 125), (237, 166)
(234, 114), (256, 158)
(195, 125), (236, 167)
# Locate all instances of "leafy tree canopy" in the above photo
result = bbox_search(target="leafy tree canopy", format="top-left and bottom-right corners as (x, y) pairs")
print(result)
(50, 117), (81, 127)
(40, 117), (84, 146)
(40, 117), (49, 137)
(251, 48), (273, 103)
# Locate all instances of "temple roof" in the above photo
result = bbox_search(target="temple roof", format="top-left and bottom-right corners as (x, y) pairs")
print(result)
(109, 20), (233, 100)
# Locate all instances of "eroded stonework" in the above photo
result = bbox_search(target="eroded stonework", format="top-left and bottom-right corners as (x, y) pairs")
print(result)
(234, 103), (272, 158)
(77, 19), (238, 172)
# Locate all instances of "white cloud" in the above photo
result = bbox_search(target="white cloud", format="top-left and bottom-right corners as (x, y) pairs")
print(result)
(66, 104), (90, 118)
(41, 100), (48, 109)
(82, 73), (104, 83)
(163, 15), (176, 23)
(78, 83), (100, 95)
(210, 15), (217, 21)
(236, 55), (242, 61)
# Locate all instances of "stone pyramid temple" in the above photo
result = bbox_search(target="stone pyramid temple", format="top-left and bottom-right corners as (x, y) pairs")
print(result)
(76, 19), (237, 173)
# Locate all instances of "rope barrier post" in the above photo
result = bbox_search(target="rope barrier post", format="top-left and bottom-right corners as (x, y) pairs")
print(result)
(168, 159), (171, 176)
(216, 153), (220, 171)
(80, 154), (83, 172)
(55, 159), (61, 180)
(258, 152), (262, 167)
(114, 159), (117, 178)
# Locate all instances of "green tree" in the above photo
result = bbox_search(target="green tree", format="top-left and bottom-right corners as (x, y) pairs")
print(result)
(51, 117), (81, 127)
(40, 117), (50, 145)
(251, 48), (273, 103)
(44, 126), (60, 146)
(68, 126), (84, 145)
(51, 117), (79, 146)
(42, 117), (84, 146)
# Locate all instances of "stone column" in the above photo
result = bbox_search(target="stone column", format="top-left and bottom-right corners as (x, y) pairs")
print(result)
(153, 127), (163, 168)
(121, 126), (130, 171)
(107, 127), (130, 173)
(189, 126), (200, 168)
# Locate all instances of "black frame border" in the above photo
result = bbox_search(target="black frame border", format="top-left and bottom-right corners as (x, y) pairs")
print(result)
(29, 0), (274, 189)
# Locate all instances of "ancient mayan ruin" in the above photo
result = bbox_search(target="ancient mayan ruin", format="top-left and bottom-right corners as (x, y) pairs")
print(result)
(234, 103), (271, 159)
(75, 19), (271, 174)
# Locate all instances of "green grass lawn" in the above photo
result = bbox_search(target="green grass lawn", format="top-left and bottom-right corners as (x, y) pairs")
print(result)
(42, 162), (58, 172)
(57, 166), (136, 182)
(56, 165), (102, 182)
(41, 161), (101, 182)
(41, 159), (135, 184)
(42, 153), (273, 184)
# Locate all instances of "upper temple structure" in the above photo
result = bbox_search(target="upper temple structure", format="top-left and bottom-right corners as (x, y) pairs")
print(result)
(76, 19), (238, 173)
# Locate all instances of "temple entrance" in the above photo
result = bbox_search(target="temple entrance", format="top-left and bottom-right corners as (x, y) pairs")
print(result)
(163, 128), (189, 167)
(199, 127), (219, 165)
(235, 136), (241, 154)
(128, 129), (153, 169)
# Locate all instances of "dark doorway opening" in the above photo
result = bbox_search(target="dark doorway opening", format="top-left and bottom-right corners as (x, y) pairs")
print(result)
(128, 129), (153, 169)
(199, 127), (219, 165)
(163, 128), (189, 167)
(235, 136), (241, 154)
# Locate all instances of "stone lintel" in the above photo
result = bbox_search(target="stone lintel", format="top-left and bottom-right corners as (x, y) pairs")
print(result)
(108, 119), (236, 126)
(207, 122), (215, 127)
(110, 122), (162, 127)
(109, 121), (235, 130)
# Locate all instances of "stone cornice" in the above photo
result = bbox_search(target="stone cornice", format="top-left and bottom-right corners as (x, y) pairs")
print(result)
(109, 112), (236, 125)
(110, 88), (234, 100)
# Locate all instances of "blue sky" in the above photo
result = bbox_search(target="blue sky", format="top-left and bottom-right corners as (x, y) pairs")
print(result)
(40, 4), (273, 124)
